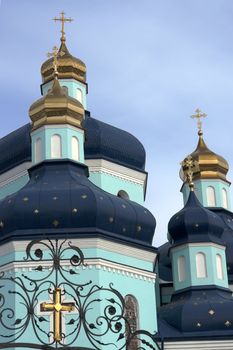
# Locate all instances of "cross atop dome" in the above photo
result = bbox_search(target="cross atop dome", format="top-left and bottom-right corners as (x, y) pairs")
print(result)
(181, 155), (199, 191)
(191, 108), (207, 135)
(53, 11), (73, 42)
(47, 46), (59, 76)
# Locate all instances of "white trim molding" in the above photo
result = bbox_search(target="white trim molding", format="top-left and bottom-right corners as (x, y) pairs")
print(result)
(0, 238), (157, 264)
(85, 159), (147, 187)
(0, 161), (31, 188)
(0, 258), (156, 284)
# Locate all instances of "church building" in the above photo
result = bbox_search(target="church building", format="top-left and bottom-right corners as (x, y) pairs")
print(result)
(0, 11), (233, 350)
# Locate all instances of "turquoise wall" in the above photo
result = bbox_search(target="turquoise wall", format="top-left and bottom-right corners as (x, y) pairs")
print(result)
(31, 126), (84, 164)
(0, 174), (29, 200)
(182, 179), (231, 210)
(89, 172), (144, 205)
(42, 79), (87, 109)
(0, 239), (157, 349)
(171, 244), (228, 291)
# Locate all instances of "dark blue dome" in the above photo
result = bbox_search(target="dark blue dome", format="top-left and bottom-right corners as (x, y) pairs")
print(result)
(0, 160), (155, 245)
(159, 287), (233, 335)
(84, 114), (146, 171)
(168, 191), (224, 245)
(0, 113), (146, 175)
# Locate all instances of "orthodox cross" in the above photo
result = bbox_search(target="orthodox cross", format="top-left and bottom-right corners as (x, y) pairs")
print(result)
(181, 155), (199, 190)
(47, 46), (59, 76)
(40, 287), (75, 342)
(191, 108), (207, 133)
(53, 11), (73, 42)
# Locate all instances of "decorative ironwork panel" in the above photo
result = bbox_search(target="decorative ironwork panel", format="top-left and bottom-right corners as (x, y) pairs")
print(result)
(0, 239), (161, 350)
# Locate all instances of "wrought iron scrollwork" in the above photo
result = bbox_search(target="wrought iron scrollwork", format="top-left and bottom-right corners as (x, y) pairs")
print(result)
(0, 239), (162, 350)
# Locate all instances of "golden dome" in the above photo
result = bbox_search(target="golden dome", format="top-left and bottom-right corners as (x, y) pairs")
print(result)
(29, 77), (84, 131)
(41, 39), (86, 84)
(181, 130), (229, 183)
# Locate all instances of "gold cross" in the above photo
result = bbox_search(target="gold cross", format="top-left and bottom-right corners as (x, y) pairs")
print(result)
(47, 46), (59, 75)
(181, 155), (199, 190)
(53, 11), (73, 42)
(191, 108), (207, 132)
(41, 288), (75, 342)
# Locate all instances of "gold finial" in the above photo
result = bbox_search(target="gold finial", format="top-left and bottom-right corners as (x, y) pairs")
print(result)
(181, 155), (199, 191)
(53, 11), (73, 42)
(191, 108), (207, 135)
(47, 46), (59, 76)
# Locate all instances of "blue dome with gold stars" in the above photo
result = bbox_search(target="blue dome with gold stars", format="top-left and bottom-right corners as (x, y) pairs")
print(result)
(168, 190), (225, 245)
(0, 160), (155, 245)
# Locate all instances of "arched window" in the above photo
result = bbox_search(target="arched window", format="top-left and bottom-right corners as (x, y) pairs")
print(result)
(206, 186), (216, 206)
(117, 190), (129, 200)
(71, 136), (79, 161)
(51, 134), (62, 158)
(196, 252), (207, 278)
(124, 295), (139, 350)
(216, 254), (224, 279)
(222, 188), (228, 209)
(35, 137), (42, 163)
(76, 88), (83, 104)
(178, 255), (186, 282)
(62, 86), (68, 95)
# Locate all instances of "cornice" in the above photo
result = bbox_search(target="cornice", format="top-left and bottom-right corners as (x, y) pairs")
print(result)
(0, 161), (31, 187)
(0, 258), (156, 283)
(0, 237), (157, 264)
(85, 159), (146, 186)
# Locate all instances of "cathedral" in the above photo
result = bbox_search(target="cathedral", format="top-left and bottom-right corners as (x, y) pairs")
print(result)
(0, 12), (233, 350)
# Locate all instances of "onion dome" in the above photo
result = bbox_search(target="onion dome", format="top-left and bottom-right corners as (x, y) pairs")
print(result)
(181, 129), (229, 183)
(168, 190), (224, 245)
(84, 115), (146, 171)
(159, 287), (233, 336)
(29, 77), (84, 131)
(41, 40), (86, 85)
(0, 160), (156, 245)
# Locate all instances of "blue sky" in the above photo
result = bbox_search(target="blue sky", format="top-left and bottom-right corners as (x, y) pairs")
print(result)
(1, 0), (233, 246)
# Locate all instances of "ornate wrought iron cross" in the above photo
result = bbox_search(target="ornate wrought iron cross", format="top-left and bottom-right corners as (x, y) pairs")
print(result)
(181, 155), (199, 190)
(53, 11), (73, 42)
(47, 46), (59, 76)
(191, 108), (207, 132)
(40, 287), (75, 342)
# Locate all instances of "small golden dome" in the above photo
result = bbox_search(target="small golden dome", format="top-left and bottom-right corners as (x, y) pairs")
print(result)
(181, 130), (229, 183)
(29, 77), (84, 131)
(41, 40), (86, 84)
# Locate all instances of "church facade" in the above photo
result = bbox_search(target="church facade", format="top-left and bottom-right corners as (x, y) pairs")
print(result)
(0, 12), (233, 350)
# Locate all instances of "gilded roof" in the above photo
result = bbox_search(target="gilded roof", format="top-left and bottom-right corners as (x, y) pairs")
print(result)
(181, 131), (229, 183)
(41, 40), (86, 84)
(29, 77), (84, 130)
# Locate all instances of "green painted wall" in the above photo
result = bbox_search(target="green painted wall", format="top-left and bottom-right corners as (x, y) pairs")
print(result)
(182, 179), (231, 210)
(172, 244), (228, 291)
(0, 239), (157, 349)
(31, 126), (84, 164)
(89, 172), (144, 205)
(42, 79), (87, 109)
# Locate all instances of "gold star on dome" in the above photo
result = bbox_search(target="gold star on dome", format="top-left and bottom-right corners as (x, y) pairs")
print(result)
(208, 309), (215, 316)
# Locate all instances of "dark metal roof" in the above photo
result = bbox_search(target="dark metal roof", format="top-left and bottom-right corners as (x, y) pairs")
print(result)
(158, 242), (172, 282)
(84, 114), (146, 171)
(158, 287), (233, 338)
(0, 160), (155, 245)
(0, 123), (31, 174)
(168, 191), (225, 245)
(0, 113), (146, 175)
